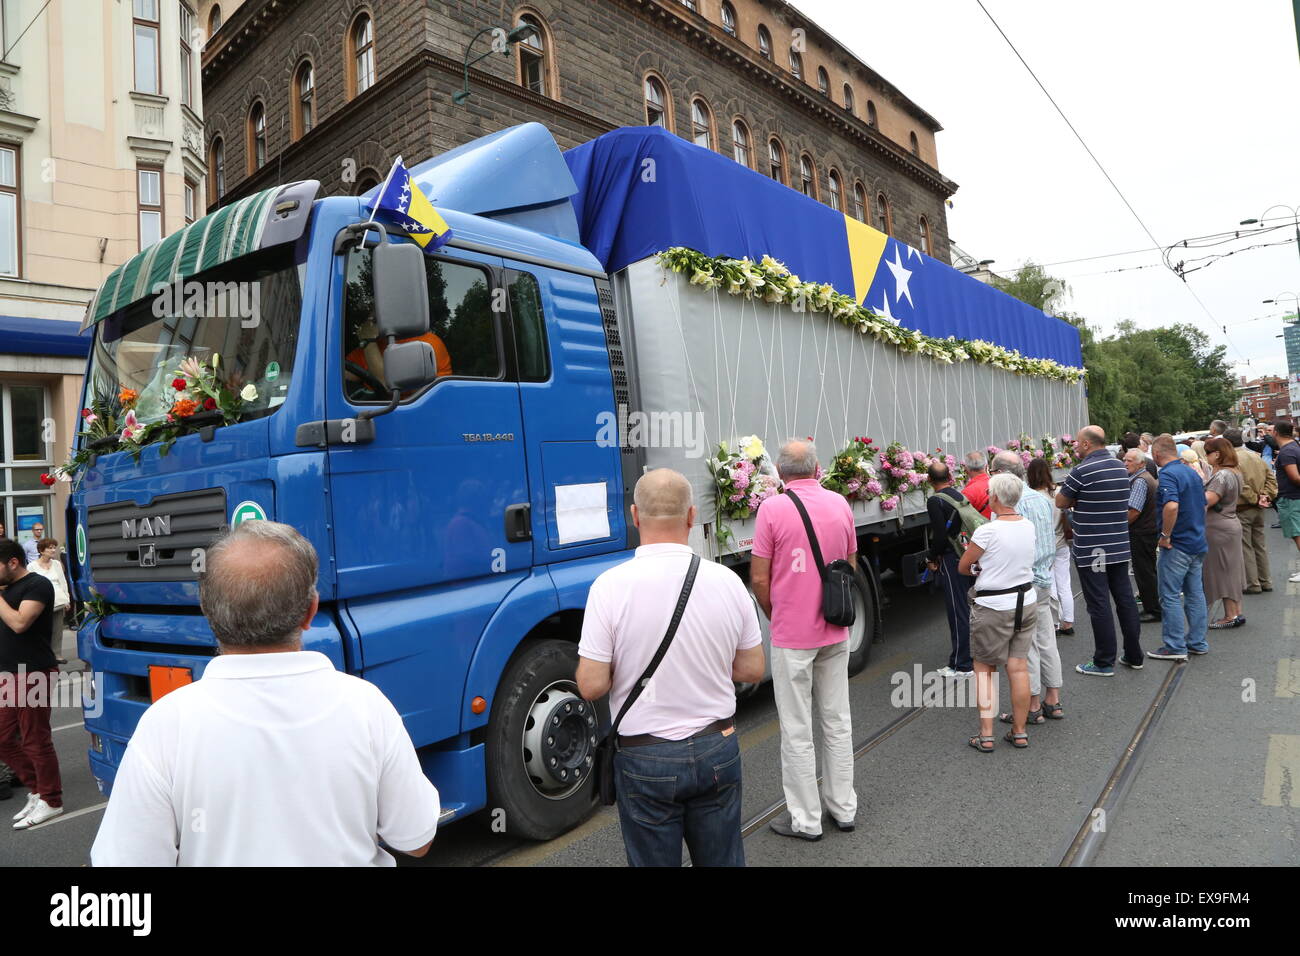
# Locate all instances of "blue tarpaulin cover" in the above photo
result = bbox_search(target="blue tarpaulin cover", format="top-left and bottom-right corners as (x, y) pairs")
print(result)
(564, 126), (1082, 368)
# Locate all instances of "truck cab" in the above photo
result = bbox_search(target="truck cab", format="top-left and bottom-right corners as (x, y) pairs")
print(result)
(75, 124), (635, 839)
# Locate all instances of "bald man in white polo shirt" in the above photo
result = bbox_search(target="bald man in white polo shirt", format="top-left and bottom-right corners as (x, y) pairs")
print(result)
(578, 468), (764, 867)
(91, 521), (441, 866)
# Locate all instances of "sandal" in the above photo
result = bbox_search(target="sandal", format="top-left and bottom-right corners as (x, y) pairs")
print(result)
(999, 708), (1043, 725)
(1003, 731), (1029, 749)
(968, 734), (995, 753)
(1041, 700), (1064, 719)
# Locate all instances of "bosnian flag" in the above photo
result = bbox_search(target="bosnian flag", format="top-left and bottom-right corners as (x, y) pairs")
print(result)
(368, 156), (452, 250)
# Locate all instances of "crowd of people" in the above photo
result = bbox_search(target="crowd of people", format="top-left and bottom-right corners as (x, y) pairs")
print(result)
(0, 417), (1288, 866)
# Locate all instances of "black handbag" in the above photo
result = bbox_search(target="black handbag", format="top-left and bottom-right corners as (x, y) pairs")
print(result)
(594, 552), (700, 806)
(786, 490), (857, 628)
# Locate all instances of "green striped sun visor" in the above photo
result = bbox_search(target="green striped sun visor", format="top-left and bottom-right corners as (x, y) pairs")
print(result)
(82, 180), (320, 331)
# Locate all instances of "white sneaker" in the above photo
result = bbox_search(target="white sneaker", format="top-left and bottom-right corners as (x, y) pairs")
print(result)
(1289, 571), (1300, 584)
(12, 798), (62, 829)
(12, 791), (40, 821)
(936, 665), (957, 678)
(953, 669), (975, 679)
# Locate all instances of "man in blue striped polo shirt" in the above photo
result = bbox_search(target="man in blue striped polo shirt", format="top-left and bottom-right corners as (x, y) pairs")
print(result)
(1055, 426), (1144, 676)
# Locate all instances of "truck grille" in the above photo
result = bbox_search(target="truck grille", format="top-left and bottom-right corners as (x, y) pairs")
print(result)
(87, 488), (227, 582)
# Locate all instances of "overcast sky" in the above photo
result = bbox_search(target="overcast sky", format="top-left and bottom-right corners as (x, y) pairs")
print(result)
(794, 0), (1300, 380)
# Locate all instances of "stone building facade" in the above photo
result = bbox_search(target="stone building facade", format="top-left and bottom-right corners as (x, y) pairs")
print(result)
(199, 0), (956, 261)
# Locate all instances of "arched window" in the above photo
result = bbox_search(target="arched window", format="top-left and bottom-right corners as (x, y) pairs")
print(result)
(757, 25), (772, 59)
(799, 153), (816, 198)
(919, 216), (932, 256)
(349, 11), (376, 98)
(866, 100), (878, 128)
(768, 137), (785, 184)
(247, 101), (266, 172)
(721, 1), (736, 35)
(293, 60), (315, 140)
(354, 168), (382, 196)
(817, 67), (829, 96)
(644, 74), (670, 128)
(732, 119), (751, 168)
(789, 48), (803, 81)
(691, 98), (713, 149)
(208, 4), (221, 38)
(910, 131), (920, 156)
(827, 169), (842, 212)
(843, 83), (855, 114)
(209, 136), (225, 203)
(852, 181), (866, 222)
(876, 192), (892, 235)
(516, 13), (550, 96)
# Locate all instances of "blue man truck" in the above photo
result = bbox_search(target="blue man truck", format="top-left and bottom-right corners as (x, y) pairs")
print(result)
(72, 123), (1085, 840)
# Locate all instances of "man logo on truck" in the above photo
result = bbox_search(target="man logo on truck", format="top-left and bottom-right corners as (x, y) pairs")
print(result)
(121, 516), (171, 539)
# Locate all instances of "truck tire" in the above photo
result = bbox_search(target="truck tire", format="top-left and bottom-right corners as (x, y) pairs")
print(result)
(846, 565), (878, 676)
(482, 639), (603, 841)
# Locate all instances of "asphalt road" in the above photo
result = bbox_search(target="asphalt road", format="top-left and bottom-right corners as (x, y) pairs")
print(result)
(5, 529), (1296, 868)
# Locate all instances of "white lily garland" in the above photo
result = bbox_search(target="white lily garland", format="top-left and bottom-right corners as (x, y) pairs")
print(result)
(656, 247), (1085, 385)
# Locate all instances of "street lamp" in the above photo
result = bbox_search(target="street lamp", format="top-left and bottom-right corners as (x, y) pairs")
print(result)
(1240, 203), (1300, 266)
(451, 21), (539, 105)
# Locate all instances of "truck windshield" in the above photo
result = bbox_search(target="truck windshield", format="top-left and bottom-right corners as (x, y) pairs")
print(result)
(86, 246), (302, 426)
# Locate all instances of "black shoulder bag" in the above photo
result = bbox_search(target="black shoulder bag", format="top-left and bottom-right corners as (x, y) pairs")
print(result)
(594, 552), (700, 806)
(786, 490), (857, 628)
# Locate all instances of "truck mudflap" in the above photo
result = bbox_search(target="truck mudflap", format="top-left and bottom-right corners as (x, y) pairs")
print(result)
(79, 609), (347, 796)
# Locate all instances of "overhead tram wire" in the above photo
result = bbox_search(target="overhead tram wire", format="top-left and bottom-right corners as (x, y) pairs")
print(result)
(1019, 216), (1300, 270)
(973, 0), (1249, 365)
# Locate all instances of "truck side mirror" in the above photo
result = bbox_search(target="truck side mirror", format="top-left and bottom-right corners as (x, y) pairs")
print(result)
(372, 240), (430, 341)
(383, 340), (437, 392)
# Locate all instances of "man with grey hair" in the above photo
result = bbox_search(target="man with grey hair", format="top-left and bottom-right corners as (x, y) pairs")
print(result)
(1208, 420), (1228, 438)
(91, 521), (441, 866)
(989, 452), (1061, 722)
(962, 451), (991, 518)
(578, 469), (763, 866)
(752, 439), (858, 840)
(1056, 425), (1143, 676)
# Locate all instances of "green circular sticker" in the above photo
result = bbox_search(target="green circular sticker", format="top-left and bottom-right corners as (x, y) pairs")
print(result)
(231, 500), (267, 526)
(76, 523), (87, 565)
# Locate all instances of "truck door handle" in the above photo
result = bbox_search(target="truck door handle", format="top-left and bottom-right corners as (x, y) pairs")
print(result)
(505, 503), (531, 542)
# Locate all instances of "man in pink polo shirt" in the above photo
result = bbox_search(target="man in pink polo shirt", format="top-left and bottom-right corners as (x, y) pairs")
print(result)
(751, 439), (858, 841)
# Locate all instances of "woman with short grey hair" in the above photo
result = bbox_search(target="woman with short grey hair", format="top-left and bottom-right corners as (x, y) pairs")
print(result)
(958, 473), (1039, 751)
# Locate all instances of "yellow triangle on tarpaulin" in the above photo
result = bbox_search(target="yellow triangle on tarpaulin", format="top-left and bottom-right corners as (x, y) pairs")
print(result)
(844, 213), (889, 305)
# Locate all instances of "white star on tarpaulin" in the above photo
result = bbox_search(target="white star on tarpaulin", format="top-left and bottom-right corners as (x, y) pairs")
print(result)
(904, 242), (923, 263)
(875, 291), (897, 324)
(884, 246), (914, 308)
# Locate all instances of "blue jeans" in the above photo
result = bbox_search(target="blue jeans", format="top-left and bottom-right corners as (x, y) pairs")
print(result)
(1157, 546), (1208, 653)
(614, 730), (744, 867)
(939, 551), (974, 671)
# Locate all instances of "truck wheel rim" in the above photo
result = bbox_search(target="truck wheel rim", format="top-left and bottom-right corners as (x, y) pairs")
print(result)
(848, 583), (868, 654)
(521, 681), (596, 800)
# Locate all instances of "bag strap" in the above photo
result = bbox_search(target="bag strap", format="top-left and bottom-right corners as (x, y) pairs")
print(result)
(785, 490), (829, 582)
(608, 552), (701, 739)
(933, 490), (965, 535)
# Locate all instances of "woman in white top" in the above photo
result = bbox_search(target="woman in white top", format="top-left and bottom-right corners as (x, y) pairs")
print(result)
(28, 537), (70, 657)
(958, 473), (1038, 752)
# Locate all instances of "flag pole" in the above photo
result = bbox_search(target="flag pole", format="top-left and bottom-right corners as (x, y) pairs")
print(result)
(359, 155), (403, 245)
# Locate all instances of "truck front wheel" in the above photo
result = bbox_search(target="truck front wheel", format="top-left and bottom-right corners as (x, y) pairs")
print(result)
(483, 639), (602, 841)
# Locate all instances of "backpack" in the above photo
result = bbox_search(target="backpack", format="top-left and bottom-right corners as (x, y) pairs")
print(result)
(936, 490), (988, 556)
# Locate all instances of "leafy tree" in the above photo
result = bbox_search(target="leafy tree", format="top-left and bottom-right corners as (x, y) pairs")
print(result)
(993, 263), (1237, 436)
